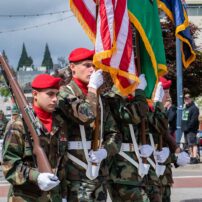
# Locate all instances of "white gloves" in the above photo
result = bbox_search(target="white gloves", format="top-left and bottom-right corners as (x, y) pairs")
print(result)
(37, 173), (60, 191)
(155, 147), (170, 163)
(62, 199), (67, 202)
(139, 144), (153, 158)
(137, 74), (147, 90)
(88, 69), (104, 90)
(88, 148), (107, 163)
(154, 82), (165, 102)
(176, 151), (190, 166)
(0, 139), (3, 163)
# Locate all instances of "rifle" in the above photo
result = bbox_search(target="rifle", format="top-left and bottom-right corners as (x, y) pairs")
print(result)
(0, 54), (52, 173)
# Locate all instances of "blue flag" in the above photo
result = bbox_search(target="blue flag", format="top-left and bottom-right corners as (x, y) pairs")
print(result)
(158, 0), (196, 68)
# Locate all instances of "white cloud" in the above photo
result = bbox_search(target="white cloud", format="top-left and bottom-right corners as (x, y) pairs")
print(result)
(0, 0), (93, 68)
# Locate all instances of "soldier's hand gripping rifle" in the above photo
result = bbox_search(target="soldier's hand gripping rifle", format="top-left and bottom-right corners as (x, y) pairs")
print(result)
(85, 0), (105, 180)
(0, 54), (52, 173)
(86, 86), (102, 180)
(133, 29), (150, 177)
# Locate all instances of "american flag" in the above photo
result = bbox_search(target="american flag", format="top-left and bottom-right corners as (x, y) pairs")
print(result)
(69, 0), (139, 96)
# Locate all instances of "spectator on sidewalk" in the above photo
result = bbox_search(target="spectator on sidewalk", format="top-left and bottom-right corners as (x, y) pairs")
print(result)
(164, 98), (177, 139)
(182, 93), (199, 164)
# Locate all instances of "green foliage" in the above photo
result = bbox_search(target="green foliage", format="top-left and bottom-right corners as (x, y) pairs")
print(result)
(41, 43), (53, 71)
(0, 86), (10, 97)
(161, 17), (202, 103)
(17, 43), (33, 70)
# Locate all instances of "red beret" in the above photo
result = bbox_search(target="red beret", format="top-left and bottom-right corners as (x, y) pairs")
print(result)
(68, 48), (94, 62)
(31, 74), (61, 89)
(159, 77), (172, 89)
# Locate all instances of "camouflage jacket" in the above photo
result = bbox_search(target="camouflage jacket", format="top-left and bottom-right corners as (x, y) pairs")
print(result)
(57, 80), (122, 181)
(148, 102), (178, 152)
(0, 117), (8, 139)
(2, 111), (68, 198)
(104, 89), (149, 186)
(147, 102), (176, 186)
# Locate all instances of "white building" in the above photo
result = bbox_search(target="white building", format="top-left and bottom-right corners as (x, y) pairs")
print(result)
(186, 0), (202, 49)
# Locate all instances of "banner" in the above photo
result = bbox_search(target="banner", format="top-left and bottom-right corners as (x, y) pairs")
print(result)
(158, 0), (196, 68)
(128, 0), (167, 98)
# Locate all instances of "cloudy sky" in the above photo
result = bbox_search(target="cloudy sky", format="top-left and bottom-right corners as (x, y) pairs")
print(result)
(0, 0), (93, 68)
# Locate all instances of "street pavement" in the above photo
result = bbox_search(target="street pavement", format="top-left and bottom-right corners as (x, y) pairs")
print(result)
(1, 161), (202, 202)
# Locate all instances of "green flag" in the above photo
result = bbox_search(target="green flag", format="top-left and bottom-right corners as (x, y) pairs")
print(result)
(128, 0), (167, 99)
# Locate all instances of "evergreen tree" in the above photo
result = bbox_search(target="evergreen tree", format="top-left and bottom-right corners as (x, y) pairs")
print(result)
(41, 43), (53, 72)
(17, 43), (33, 70)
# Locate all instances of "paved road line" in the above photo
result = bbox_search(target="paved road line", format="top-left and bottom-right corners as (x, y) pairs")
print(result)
(0, 185), (9, 197)
(173, 177), (202, 188)
(174, 175), (202, 179)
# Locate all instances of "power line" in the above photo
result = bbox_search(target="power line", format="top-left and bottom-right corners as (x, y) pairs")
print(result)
(0, 15), (74, 34)
(0, 10), (70, 18)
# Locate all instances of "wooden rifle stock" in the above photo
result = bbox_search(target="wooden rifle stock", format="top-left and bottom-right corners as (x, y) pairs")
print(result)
(140, 118), (147, 163)
(0, 54), (52, 173)
(92, 88), (101, 151)
(158, 134), (163, 151)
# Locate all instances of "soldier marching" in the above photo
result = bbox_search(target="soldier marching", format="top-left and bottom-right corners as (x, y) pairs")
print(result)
(0, 48), (191, 202)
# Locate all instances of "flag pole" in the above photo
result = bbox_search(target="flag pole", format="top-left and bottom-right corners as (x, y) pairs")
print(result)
(176, 38), (183, 145)
(134, 29), (149, 164)
(92, 0), (100, 151)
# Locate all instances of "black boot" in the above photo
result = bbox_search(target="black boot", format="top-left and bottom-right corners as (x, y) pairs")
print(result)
(190, 157), (198, 164)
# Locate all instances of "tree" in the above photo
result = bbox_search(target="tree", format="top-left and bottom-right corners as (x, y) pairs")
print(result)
(57, 57), (67, 69)
(0, 86), (10, 97)
(41, 43), (53, 72)
(0, 68), (16, 98)
(17, 43), (33, 70)
(161, 17), (202, 102)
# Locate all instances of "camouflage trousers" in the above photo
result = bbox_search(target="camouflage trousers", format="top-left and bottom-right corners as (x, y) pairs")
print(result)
(146, 185), (162, 202)
(67, 180), (107, 202)
(8, 186), (62, 202)
(161, 185), (171, 202)
(108, 183), (150, 202)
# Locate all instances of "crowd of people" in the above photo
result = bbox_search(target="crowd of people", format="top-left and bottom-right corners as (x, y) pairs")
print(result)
(0, 47), (200, 202)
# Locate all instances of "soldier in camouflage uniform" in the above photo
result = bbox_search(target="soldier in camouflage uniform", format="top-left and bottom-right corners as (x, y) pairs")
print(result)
(0, 109), (8, 139)
(4, 104), (20, 135)
(104, 74), (154, 202)
(0, 109), (8, 164)
(57, 48), (122, 202)
(148, 78), (190, 202)
(2, 74), (68, 202)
